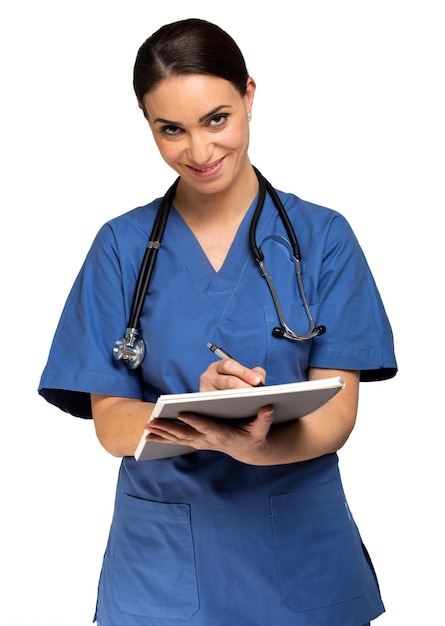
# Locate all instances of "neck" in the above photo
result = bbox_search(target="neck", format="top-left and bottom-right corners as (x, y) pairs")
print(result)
(174, 162), (259, 227)
(171, 162), (259, 272)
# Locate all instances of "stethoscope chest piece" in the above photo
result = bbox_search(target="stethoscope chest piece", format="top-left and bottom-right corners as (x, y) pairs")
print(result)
(113, 327), (145, 369)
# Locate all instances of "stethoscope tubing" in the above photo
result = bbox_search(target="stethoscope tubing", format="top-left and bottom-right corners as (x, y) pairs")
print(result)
(250, 166), (301, 263)
(114, 167), (325, 368)
(127, 178), (179, 329)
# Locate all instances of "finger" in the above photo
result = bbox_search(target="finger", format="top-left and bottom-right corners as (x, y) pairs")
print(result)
(257, 405), (274, 424)
(147, 418), (193, 441)
(252, 366), (266, 386)
(247, 406), (274, 436)
(215, 360), (264, 388)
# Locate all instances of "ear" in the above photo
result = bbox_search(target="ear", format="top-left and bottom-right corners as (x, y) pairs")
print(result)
(138, 100), (149, 121)
(245, 77), (256, 120)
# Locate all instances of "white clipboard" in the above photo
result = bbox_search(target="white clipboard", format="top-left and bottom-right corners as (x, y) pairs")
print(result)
(135, 376), (345, 461)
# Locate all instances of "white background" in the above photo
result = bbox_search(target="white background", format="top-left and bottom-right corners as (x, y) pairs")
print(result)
(1, 1), (443, 624)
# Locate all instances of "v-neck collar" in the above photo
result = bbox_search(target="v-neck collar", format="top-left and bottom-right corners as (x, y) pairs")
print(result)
(163, 197), (259, 317)
(168, 196), (259, 284)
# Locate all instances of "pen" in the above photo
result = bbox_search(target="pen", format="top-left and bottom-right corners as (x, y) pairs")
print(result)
(206, 343), (264, 386)
(207, 342), (234, 360)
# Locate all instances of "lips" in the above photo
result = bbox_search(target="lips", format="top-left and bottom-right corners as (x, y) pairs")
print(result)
(193, 163), (219, 172)
(187, 157), (224, 176)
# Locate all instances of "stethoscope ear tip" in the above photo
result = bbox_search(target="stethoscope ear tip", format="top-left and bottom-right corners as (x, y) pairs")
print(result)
(272, 324), (327, 340)
(272, 327), (285, 338)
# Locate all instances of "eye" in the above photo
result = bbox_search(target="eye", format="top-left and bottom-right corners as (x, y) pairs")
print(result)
(208, 113), (229, 128)
(160, 125), (183, 137)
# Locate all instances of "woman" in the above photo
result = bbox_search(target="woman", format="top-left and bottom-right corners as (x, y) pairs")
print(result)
(39, 18), (397, 626)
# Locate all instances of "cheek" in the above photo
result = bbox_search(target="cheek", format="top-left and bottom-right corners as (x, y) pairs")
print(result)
(154, 139), (181, 163)
(222, 121), (249, 150)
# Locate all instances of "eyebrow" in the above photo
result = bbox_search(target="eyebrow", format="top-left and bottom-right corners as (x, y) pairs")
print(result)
(152, 104), (232, 126)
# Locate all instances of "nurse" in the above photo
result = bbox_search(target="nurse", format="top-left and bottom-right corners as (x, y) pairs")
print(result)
(39, 18), (397, 626)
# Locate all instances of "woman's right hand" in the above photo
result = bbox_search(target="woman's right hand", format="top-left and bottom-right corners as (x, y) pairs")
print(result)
(199, 358), (265, 391)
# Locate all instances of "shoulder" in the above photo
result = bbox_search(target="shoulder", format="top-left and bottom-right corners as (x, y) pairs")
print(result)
(88, 197), (163, 257)
(104, 197), (162, 238)
(276, 188), (347, 222)
(273, 188), (357, 245)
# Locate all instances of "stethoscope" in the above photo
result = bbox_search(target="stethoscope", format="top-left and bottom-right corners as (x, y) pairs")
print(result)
(113, 167), (326, 369)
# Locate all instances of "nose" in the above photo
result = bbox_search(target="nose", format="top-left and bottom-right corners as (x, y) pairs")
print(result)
(187, 131), (213, 165)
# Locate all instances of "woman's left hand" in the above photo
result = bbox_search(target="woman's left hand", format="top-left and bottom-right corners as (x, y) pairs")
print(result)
(145, 405), (275, 464)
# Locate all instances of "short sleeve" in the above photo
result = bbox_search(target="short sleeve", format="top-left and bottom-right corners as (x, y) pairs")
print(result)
(38, 221), (146, 418)
(307, 211), (397, 381)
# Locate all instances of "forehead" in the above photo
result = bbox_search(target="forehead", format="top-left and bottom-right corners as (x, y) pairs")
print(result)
(143, 74), (241, 122)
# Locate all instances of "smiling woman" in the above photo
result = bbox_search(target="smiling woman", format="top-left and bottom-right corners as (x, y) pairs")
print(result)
(38, 17), (397, 626)
(142, 73), (256, 206)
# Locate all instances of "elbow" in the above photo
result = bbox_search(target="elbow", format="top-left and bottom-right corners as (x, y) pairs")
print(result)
(93, 423), (130, 458)
(330, 415), (357, 453)
(330, 432), (352, 454)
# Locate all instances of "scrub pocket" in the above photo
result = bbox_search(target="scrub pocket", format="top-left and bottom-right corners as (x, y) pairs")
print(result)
(271, 479), (364, 612)
(113, 494), (199, 619)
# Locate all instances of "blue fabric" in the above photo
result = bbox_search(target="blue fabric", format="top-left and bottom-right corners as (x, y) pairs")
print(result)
(39, 186), (397, 625)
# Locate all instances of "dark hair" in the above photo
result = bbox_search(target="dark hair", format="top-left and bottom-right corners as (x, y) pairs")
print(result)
(133, 18), (249, 108)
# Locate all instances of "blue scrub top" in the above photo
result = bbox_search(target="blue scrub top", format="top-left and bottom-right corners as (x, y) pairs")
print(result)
(39, 184), (397, 626)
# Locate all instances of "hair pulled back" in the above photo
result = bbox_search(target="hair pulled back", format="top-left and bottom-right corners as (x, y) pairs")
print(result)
(133, 18), (249, 107)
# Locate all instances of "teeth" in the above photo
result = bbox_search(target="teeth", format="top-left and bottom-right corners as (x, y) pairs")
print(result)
(195, 161), (220, 172)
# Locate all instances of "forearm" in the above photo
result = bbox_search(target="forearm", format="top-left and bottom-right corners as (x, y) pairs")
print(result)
(247, 368), (360, 466)
(91, 394), (155, 457)
(93, 369), (360, 463)
(248, 405), (356, 466)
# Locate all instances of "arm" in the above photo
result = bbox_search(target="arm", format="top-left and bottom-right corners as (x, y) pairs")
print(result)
(90, 359), (267, 458)
(91, 394), (156, 457)
(91, 366), (359, 464)
(258, 367), (360, 465)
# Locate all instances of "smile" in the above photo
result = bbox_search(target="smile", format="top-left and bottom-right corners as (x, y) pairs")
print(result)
(187, 157), (224, 176)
